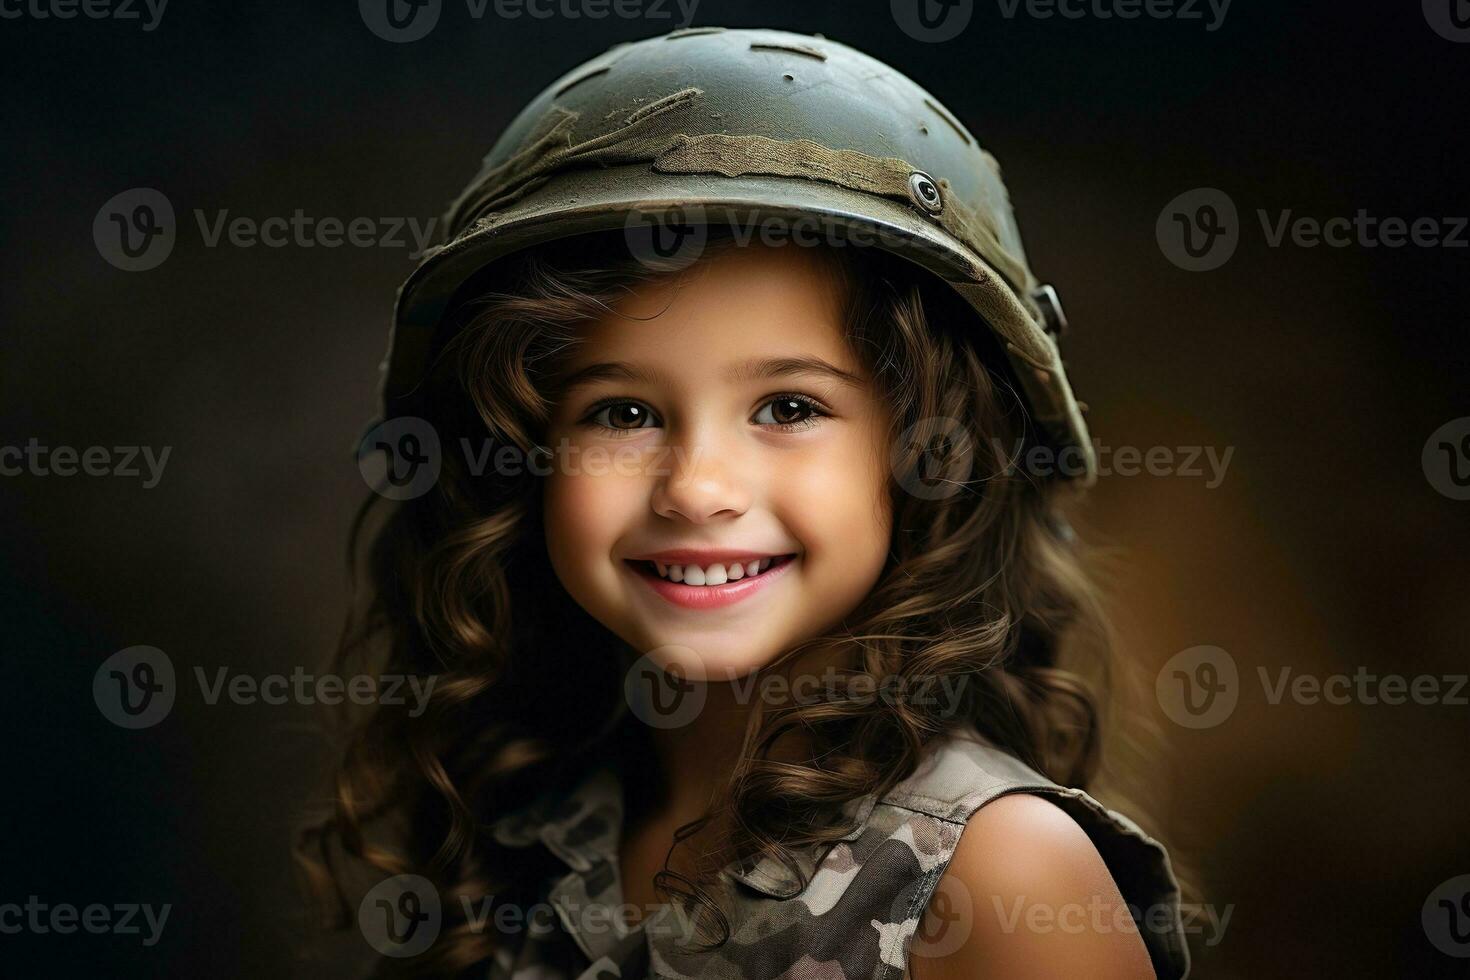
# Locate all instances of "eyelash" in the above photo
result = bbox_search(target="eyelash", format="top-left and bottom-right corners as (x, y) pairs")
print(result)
(580, 393), (830, 436)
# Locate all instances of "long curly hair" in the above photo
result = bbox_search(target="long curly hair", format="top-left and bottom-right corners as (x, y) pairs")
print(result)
(296, 225), (1131, 975)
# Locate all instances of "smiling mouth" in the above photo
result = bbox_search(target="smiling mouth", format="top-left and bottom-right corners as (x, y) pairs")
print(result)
(625, 554), (798, 586)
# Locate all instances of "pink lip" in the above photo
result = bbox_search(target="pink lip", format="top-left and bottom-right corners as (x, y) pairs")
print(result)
(624, 555), (797, 610)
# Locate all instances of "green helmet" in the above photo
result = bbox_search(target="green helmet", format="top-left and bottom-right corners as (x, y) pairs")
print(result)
(381, 25), (1095, 484)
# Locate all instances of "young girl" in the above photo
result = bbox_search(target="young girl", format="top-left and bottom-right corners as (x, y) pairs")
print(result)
(300, 26), (1188, 980)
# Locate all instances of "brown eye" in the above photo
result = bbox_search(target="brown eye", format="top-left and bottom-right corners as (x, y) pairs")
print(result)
(773, 398), (810, 425)
(753, 395), (825, 429)
(590, 401), (656, 430)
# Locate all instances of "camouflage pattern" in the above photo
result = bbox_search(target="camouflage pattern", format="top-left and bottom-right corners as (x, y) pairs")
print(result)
(484, 727), (1189, 979)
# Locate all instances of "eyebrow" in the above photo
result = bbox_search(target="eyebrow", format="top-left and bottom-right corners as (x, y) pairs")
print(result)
(558, 355), (867, 393)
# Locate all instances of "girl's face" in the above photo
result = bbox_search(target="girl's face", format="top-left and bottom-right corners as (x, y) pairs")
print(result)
(542, 243), (894, 681)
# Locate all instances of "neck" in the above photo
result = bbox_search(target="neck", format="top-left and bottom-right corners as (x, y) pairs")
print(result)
(642, 681), (752, 827)
(630, 644), (839, 833)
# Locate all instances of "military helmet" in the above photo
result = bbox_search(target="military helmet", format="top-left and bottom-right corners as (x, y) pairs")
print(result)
(381, 25), (1095, 484)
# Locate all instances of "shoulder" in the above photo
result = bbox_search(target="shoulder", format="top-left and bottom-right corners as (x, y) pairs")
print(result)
(907, 793), (1155, 980)
(870, 727), (1187, 979)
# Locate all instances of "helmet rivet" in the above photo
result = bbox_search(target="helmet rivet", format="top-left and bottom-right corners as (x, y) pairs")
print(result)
(908, 171), (943, 215)
(1030, 283), (1069, 338)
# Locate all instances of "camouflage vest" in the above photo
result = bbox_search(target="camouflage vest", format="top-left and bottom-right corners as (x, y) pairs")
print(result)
(485, 726), (1189, 979)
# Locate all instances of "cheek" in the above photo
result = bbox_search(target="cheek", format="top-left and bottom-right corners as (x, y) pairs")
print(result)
(781, 426), (893, 588)
(542, 469), (641, 588)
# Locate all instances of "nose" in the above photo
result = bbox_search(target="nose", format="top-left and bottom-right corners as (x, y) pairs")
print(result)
(650, 435), (751, 525)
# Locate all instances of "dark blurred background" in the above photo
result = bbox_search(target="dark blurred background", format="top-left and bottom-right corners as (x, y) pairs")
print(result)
(2, 1), (1467, 976)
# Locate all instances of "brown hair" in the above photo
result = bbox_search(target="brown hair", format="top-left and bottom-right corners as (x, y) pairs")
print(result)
(296, 225), (1132, 974)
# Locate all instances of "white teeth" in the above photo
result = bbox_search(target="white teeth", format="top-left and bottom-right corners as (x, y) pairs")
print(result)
(649, 556), (789, 585)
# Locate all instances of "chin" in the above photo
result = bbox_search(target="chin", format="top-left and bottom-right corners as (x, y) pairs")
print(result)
(631, 630), (785, 683)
